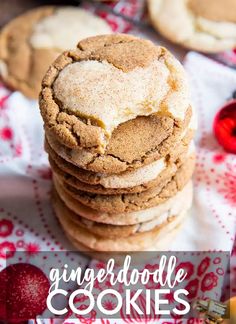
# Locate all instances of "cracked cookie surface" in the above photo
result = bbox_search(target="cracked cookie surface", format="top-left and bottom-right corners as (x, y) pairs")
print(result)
(52, 186), (192, 238)
(52, 188), (189, 251)
(45, 106), (193, 174)
(47, 134), (194, 195)
(53, 154), (195, 213)
(148, 0), (236, 53)
(40, 34), (191, 153)
(53, 179), (193, 226)
(45, 126), (194, 190)
(0, 6), (111, 98)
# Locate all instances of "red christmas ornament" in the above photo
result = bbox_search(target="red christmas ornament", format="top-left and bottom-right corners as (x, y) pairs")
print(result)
(213, 98), (236, 154)
(0, 263), (50, 323)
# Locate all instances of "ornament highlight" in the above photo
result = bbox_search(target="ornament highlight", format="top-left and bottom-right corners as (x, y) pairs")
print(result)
(213, 98), (236, 154)
(0, 263), (50, 322)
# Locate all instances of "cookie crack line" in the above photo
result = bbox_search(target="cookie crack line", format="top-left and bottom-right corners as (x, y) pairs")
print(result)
(105, 153), (128, 164)
(121, 166), (185, 213)
(185, 13), (230, 43)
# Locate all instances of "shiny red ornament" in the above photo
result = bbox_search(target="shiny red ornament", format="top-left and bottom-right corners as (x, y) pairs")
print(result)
(213, 99), (236, 154)
(0, 263), (50, 323)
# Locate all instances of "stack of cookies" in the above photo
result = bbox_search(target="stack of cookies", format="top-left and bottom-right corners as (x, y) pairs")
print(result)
(39, 34), (196, 252)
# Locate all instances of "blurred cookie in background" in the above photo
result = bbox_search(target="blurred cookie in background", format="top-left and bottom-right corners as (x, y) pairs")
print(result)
(0, 6), (112, 99)
(148, 0), (236, 53)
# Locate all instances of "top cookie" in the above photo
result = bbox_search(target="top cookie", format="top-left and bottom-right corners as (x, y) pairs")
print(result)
(40, 34), (191, 154)
(148, 0), (236, 53)
(0, 6), (112, 98)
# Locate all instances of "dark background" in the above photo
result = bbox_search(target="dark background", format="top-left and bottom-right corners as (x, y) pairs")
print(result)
(0, 0), (81, 28)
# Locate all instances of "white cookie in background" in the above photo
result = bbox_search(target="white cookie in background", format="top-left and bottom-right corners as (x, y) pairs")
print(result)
(148, 0), (236, 53)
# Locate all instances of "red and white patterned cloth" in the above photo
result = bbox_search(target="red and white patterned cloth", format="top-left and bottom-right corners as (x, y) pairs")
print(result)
(0, 86), (89, 265)
(81, 0), (146, 33)
(0, 1), (236, 320)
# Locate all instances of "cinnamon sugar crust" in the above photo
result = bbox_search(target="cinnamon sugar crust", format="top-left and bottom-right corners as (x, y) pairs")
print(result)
(52, 186), (191, 238)
(53, 154), (195, 213)
(40, 34), (191, 153)
(53, 178), (193, 226)
(47, 133), (193, 195)
(52, 189), (188, 251)
(45, 107), (193, 174)
(45, 126), (194, 188)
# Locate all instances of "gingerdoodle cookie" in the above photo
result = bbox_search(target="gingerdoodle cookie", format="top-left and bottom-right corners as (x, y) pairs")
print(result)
(49, 145), (194, 195)
(40, 34), (192, 154)
(54, 179), (193, 226)
(148, 0), (236, 53)
(50, 155), (177, 195)
(45, 110), (193, 174)
(52, 187), (191, 239)
(0, 6), (112, 98)
(47, 134), (194, 195)
(45, 120), (194, 179)
(52, 188), (188, 251)
(53, 154), (195, 214)
(66, 226), (183, 253)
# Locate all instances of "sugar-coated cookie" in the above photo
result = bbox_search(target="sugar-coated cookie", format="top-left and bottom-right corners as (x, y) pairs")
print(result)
(40, 34), (191, 154)
(148, 0), (236, 53)
(45, 111), (194, 174)
(54, 179), (193, 226)
(53, 155), (195, 213)
(52, 188), (189, 251)
(47, 135), (194, 195)
(0, 6), (112, 98)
